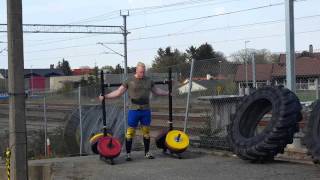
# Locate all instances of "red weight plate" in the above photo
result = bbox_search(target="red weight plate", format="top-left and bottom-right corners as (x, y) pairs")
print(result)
(97, 136), (122, 158)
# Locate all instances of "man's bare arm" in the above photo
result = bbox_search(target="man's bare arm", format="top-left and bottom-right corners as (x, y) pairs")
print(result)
(151, 86), (169, 96)
(99, 85), (127, 101)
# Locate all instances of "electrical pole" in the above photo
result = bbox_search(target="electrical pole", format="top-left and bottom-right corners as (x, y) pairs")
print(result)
(285, 0), (296, 92)
(7, 0), (29, 179)
(121, 10), (129, 132)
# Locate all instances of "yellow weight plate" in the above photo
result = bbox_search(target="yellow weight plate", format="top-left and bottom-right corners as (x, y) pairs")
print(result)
(165, 130), (189, 152)
(89, 133), (104, 144)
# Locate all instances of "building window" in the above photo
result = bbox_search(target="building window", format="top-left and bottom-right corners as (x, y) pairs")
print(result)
(296, 78), (315, 90)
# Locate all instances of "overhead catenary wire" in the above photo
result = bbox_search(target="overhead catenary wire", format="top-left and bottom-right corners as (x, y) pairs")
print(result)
(129, 2), (286, 31)
(56, 0), (230, 25)
(14, 27), (320, 61)
(22, 5), (318, 50)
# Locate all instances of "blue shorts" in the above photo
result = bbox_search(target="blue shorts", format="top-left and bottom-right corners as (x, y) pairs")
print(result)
(128, 109), (151, 128)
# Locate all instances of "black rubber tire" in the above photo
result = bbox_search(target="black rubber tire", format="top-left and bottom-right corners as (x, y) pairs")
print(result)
(155, 130), (168, 149)
(303, 100), (320, 164)
(227, 86), (302, 162)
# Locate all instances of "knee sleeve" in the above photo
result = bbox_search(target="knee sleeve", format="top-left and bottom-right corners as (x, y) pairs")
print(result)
(126, 127), (136, 139)
(141, 126), (150, 139)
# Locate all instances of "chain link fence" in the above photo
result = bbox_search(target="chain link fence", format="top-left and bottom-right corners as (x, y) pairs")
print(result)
(148, 55), (320, 152)
(1, 53), (320, 160)
(148, 59), (240, 151)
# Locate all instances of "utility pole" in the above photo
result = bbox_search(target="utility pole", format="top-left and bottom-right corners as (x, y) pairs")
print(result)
(121, 10), (129, 131)
(285, 0), (296, 92)
(7, 0), (29, 179)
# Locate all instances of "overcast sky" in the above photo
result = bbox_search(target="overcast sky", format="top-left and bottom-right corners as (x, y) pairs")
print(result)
(0, 0), (319, 69)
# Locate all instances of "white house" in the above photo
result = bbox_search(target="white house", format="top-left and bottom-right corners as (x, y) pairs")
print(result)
(178, 80), (218, 94)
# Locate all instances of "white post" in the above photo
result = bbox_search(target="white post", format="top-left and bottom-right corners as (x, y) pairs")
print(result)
(43, 95), (48, 157)
(184, 59), (195, 133)
(316, 78), (319, 99)
(78, 85), (83, 156)
(252, 54), (256, 88)
(30, 65), (33, 96)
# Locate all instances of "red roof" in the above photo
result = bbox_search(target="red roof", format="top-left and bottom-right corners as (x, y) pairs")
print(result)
(72, 68), (94, 76)
(273, 57), (320, 77)
(279, 53), (320, 63)
(235, 54), (320, 82)
(235, 64), (273, 82)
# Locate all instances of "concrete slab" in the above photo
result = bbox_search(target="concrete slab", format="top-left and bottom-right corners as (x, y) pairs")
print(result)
(1, 150), (319, 180)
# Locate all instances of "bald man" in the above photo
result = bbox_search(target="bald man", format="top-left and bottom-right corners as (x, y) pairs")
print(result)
(100, 62), (169, 161)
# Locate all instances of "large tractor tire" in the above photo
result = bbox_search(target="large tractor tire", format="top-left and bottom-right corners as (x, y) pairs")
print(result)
(227, 86), (302, 162)
(303, 100), (320, 164)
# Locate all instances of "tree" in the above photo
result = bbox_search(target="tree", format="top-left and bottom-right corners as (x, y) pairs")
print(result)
(231, 49), (279, 64)
(186, 43), (226, 63)
(56, 61), (61, 69)
(79, 77), (88, 86)
(128, 66), (136, 73)
(57, 58), (72, 76)
(91, 65), (99, 76)
(86, 65), (99, 86)
(101, 65), (114, 74)
(114, 64), (124, 74)
(152, 46), (187, 71)
(185, 43), (227, 77)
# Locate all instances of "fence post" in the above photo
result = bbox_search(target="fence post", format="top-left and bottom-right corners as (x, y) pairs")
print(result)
(184, 59), (195, 133)
(316, 78), (319, 99)
(122, 73), (127, 139)
(252, 54), (256, 88)
(43, 95), (48, 157)
(78, 85), (83, 156)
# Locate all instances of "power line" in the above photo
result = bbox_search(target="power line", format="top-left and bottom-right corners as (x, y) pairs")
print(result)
(65, 10), (119, 25)
(126, 14), (320, 42)
(25, 43), (97, 54)
(19, 28), (320, 59)
(25, 52), (105, 62)
(128, 0), (241, 17)
(127, 28), (320, 53)
(129, 2), (285, 31)
(23, 13), (320, 54)
(0, 23), (124, 34)
(26, 34), (102, 47)
(1, 0), (239, 46)
(54, 0), (241, 25)
(2, 1), (285, 46)
(62, 0), (223, 25)
(126, 0), (225, 12)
